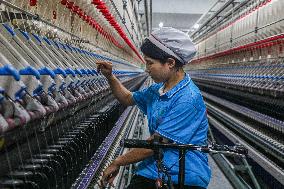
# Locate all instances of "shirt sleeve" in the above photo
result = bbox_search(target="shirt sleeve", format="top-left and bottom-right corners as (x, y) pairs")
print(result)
(132, 87), (152, 114)
(155, 101), (203, 144)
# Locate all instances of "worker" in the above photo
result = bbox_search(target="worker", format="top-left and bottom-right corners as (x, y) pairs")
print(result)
(97, 27), (211, 189)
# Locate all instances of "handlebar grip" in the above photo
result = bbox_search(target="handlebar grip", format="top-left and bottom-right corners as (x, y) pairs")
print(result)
(212, 144), (248, 155)
(234, 145), (248, 155)
(121, 139), (153, 149)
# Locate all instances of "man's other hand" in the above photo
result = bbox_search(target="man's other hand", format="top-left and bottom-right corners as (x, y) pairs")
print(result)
(99, 161), (120, 188)
(96, 61), (113, 79)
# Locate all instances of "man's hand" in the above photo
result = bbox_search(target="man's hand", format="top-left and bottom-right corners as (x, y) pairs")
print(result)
(96, 61), (113, 79)
(99, 161), (120, 188)
(96, 61), (134, 106)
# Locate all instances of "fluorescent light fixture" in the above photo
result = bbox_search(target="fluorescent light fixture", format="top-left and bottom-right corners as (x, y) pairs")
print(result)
(193, 24), (200, 29)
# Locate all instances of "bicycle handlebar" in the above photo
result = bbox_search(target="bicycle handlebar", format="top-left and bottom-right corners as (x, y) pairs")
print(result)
(122, 139), (248, 156)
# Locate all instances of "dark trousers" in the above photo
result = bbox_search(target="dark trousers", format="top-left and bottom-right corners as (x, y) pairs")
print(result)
(126, 175), (206, 189)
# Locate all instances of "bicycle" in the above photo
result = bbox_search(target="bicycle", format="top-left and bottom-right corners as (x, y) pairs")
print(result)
(122, 136), (248, 189)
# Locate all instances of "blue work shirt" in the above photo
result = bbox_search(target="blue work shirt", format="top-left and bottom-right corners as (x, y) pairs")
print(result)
(132, 74), (211, 188)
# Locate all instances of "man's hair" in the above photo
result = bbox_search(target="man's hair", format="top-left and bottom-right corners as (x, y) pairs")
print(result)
(141, 38), (183, 68)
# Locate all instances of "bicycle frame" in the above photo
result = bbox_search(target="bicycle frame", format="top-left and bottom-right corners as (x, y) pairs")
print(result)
(122, 138), (248, 189)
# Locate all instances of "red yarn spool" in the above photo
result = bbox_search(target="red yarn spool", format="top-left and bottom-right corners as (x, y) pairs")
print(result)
(113, 24), (119, 28)
(72, 6), (79, 13)
(66, 1), (74, 9)
(30, 0), (37, 6)
(61, 0), (67, 5)
(109, 18), (116, 23)
(105, 15), (113, 20)
(99, 9), (109, 14)
(83, 14), (88, 21)
(96, 4), (106, 9)
(93, 23), (99, 30)
(92, 0), (105, 5)
(86, 16), (91, 23)
(78, 9), (84, 17)
(103, 13), (111, 18)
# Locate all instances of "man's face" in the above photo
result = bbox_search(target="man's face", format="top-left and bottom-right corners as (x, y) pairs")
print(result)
(144, 55), (171, 83)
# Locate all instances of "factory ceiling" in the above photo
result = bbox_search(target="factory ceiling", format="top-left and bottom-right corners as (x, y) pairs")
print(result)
(151, 0), (218, 33)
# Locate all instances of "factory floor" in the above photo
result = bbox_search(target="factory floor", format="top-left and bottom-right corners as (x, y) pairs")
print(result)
(207, 155), (234, 189)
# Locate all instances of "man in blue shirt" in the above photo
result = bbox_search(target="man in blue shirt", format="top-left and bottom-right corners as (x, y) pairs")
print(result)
(98, 27), (211, 189)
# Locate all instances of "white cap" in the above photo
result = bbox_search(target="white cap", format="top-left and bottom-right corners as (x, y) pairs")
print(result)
(148, 27), (197, 64)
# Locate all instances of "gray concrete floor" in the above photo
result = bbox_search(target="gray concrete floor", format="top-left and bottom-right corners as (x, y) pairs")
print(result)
(208, 155), (234, 189)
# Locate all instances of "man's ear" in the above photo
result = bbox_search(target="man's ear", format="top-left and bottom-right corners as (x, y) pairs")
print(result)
(166, 58), (176, 69)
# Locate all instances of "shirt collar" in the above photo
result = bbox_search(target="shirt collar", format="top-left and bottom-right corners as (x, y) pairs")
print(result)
(156, 73), (191, 98)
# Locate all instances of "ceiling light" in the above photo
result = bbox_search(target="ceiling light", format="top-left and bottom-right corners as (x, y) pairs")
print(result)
(193, 24), (200, 29)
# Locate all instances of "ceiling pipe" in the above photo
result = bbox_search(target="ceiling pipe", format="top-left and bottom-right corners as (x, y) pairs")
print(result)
(143, 0), (149, 36)
(191, 0), (236, 39)
(193, 0), (271, 43)
(149, 0), (152, 32)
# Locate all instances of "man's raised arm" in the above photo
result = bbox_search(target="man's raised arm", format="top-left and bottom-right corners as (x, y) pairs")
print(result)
(96, 61), (135, 106)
